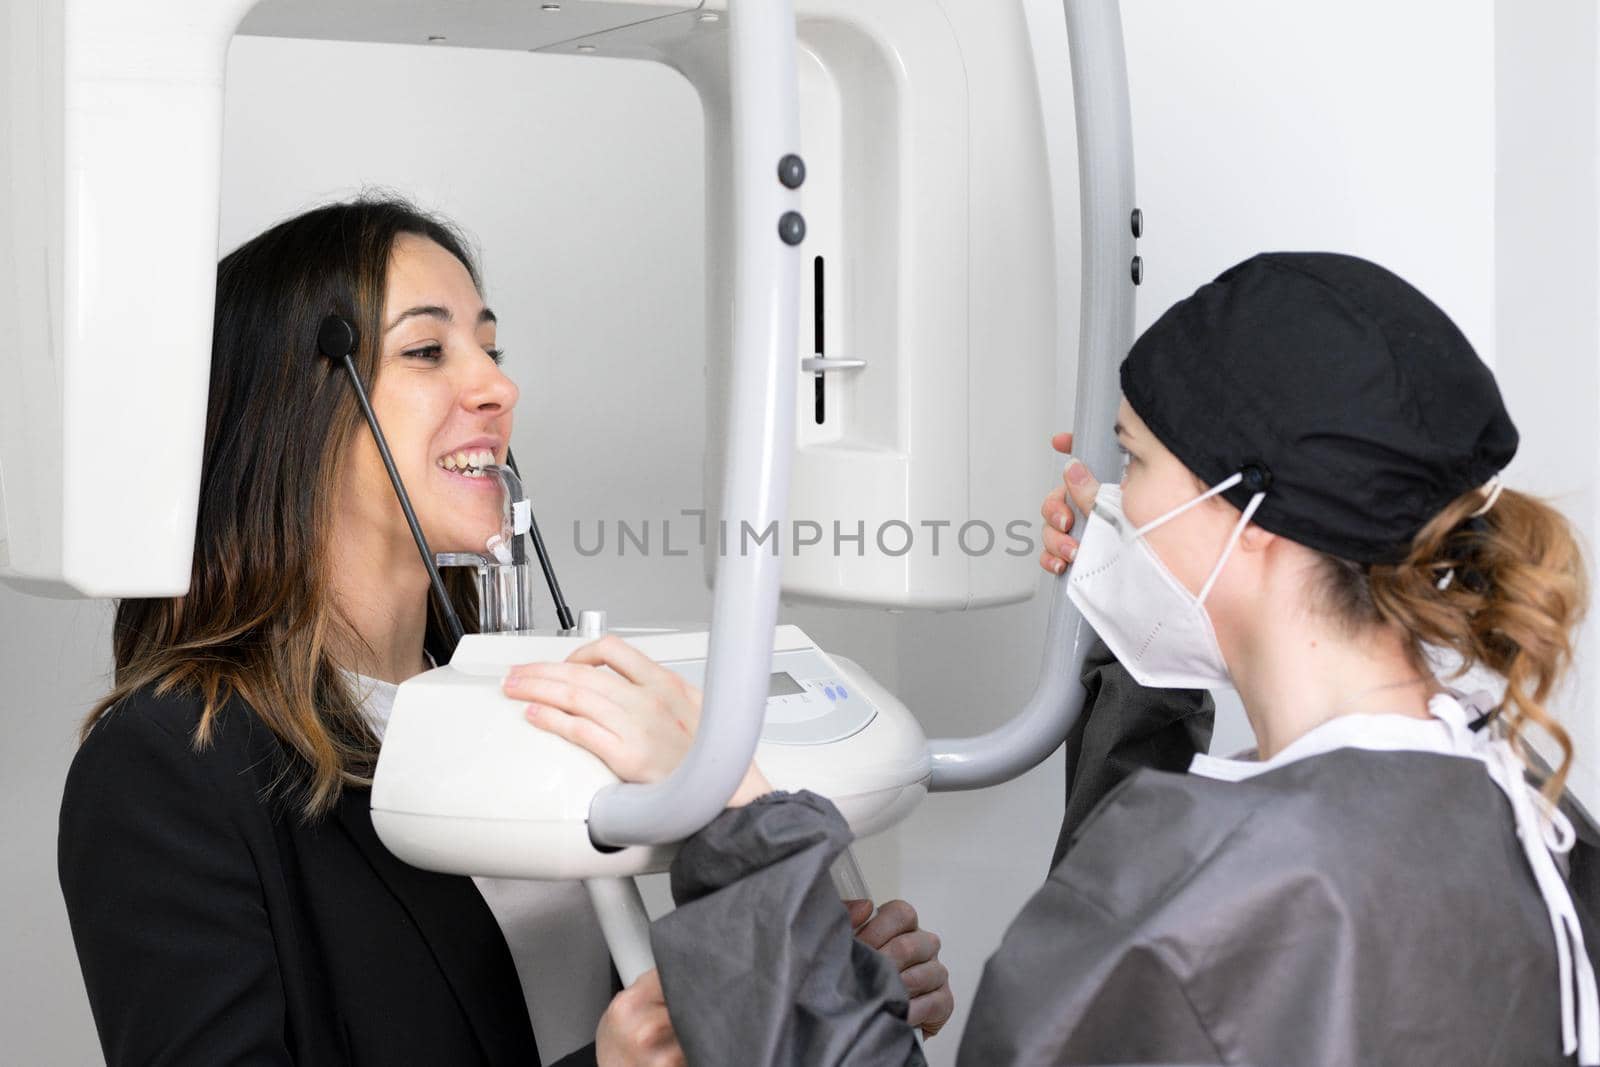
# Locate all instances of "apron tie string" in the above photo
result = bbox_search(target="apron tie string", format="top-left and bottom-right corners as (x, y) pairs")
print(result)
(1441, 694), (1598, 1063)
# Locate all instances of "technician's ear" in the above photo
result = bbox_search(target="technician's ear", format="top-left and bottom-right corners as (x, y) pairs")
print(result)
(1237, 522), (1277, 554)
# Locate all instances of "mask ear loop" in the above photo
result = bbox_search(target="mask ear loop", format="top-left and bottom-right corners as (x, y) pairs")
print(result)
(1133, 471), (1245, 537)
(1470, 475), (1505, 518)
(1198, 492), (1267, 604)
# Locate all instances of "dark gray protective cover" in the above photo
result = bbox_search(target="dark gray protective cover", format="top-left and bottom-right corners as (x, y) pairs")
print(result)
(657, 757), (1582, 1065)
(1053, 640), (1216, 867)
(652, 791), (928, 1067)
(651, 640), (1595, 1065)
(966, 749), (1577, 1064)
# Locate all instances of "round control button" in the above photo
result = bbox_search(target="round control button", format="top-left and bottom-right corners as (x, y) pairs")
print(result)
(778, 154), (806, 189)
(778, 211), (807, 246)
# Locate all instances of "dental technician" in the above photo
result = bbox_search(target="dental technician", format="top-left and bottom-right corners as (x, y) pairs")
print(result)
(55, 197), (951, 1067)
(510, 252), (1600, 1064)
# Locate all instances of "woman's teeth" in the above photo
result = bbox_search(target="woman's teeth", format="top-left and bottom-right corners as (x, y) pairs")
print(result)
(438, 448), (497, 477)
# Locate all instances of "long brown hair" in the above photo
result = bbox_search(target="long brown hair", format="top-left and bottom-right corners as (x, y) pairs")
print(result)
(1317, 486), (1588, 799)
(86, 196), (481, 820)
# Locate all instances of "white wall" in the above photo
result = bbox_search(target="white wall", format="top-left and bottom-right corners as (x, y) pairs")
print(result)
(1123, 0), (1497, 357)
(1493, 1), (1600, 803)
(4, 5), (1599, 1065)
(0, 598), (110, 1065)
(1117, 0), (1499, 758)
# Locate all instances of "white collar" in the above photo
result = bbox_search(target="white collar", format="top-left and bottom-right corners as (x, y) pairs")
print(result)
(344, 671), (400, 742)
(1189, 698), (1462, 783)
(342, 652), (433, 744)
(1189, 691), (1598, 1062)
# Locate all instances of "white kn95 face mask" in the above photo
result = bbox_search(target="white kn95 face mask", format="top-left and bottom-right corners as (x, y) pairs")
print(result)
(1067, 474), (1266, 690)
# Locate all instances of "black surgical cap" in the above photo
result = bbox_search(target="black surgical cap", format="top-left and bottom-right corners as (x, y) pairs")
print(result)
(1121, 252), (1518, 564)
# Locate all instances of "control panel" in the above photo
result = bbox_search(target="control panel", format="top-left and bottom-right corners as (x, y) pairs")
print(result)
(661, 646), (878, 746)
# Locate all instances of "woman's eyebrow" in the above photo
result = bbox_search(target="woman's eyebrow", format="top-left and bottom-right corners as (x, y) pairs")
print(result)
(386, 305), (451, 332)
(384, 305), (498, 331)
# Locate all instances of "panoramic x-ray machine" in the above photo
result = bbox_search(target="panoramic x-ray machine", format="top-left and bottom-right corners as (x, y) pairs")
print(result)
(1, 0), (1135, 981)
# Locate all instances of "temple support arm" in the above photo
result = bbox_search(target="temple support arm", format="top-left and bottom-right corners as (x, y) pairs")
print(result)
(928, 0), (1137, 792)
(588, 0), (803, 845)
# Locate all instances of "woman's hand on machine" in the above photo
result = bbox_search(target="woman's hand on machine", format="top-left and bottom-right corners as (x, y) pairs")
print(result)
(845, 898), (955, 1038)
(1039, 430), (1102, 575)
(504, 635), (772, 806)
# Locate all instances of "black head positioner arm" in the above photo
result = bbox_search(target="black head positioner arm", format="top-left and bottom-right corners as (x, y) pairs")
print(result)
(504, 447), (575, 633)
(316, 314), (467, 651)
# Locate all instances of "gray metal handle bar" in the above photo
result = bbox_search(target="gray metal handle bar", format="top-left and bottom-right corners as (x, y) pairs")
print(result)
(929, 0), (1137, 791)
(588, 0), (803, 845)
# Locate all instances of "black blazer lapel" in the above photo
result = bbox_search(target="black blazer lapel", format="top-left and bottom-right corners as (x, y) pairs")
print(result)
(334, 788), (541, 1066)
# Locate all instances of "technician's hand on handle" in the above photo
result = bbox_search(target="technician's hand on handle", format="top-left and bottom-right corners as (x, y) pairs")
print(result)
(502, 634), (773, 805)
(1040, 430), (1103, 575)
(845, 898), (955, 1038)
(596, 969), (685, 1067)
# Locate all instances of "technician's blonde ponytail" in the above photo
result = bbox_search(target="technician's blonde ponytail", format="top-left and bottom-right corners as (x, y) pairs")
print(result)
(1365, 488), (1588, 799)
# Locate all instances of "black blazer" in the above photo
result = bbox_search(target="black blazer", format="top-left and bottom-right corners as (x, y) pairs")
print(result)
(58, 685), (596, 1066)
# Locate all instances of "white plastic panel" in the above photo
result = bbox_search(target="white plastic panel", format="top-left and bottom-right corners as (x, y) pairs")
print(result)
(371, 626), (929, 880)
(780, 5), (969, 608)
(0, 1), (64, 587)
(800, 0), (1055, 610)
(549, 1), (1058, 610)
(239, 0), (699, 52)
(0, 0), (694, 600)
(7, 0), (1056, 613)
(0, 0), (255, 598)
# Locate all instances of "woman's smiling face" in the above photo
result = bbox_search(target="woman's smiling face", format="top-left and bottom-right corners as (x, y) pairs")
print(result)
(341, 233), (519, 559)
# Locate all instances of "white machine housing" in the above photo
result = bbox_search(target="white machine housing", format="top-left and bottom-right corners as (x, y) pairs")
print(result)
(0, 0), (1057, 610)
(0, 0), (249, 597)
(2, 0), (1132, 874)
(0, 0), (1135, 977)
(372, 625), (931, 880)
(523, 0), (1059, 609)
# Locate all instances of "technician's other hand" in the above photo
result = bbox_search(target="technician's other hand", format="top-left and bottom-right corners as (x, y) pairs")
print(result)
(846, 898), (955, 1039)
(596, 969), (685, 1067)
(504, 634), (771, 806)
(1039, 430), (1102, 576)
